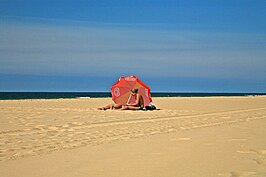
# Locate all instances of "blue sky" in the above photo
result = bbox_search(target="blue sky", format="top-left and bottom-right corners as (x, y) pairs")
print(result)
(0, 0), (266, 92)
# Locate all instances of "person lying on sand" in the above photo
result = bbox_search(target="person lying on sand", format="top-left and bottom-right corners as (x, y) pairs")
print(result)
(97, 103), (122, 110)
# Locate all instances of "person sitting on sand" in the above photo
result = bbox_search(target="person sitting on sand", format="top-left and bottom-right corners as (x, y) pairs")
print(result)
(97, 103), (122, 110)
(120, 88), (144, 110)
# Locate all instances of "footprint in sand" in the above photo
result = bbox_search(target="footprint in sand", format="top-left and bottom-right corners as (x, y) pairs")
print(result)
(253, 158), (266, 165)
(66, 128), (75, 132)
(250, 149), (266, 165)
(249, 149), (266, 155)
(230, 171), (257, 177)
(62, 124), (70, 128)
(178, 137), (191, 141)
(236, 150), (256, 154)
(71, 122), (84, 126)
(171, 137), (191, 141)
(228, 139), (247, 142)
(257, 150), (266, 155)
(47, 126), (59, 131)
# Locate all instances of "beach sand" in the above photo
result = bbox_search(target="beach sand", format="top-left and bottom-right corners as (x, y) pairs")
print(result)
(0, 96), (266, 177)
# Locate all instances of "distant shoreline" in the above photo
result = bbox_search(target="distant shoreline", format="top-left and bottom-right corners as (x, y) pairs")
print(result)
(0, 92), (265, 100)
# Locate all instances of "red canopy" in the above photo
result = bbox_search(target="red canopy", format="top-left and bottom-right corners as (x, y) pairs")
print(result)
(110, 76), (152, 107)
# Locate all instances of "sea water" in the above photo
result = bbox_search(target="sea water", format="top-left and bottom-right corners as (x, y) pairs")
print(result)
(0, 92), (265, 100)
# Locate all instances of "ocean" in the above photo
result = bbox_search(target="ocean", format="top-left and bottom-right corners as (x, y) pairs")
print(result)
(0, 92), (265, 100)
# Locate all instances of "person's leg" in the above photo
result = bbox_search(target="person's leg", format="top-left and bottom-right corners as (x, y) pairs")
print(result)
(97, 104), (112, 110)
(127, 106), (141, 110)
(120, 105), (140, 110)
(112, 104), (122, 110)
(119, 105), (129, 110)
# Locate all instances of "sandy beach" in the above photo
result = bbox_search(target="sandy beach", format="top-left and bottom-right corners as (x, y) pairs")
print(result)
(0, 96), (266, 177)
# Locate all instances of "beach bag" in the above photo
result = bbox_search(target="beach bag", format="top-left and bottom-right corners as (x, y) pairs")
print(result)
(145, 104), (157, 110)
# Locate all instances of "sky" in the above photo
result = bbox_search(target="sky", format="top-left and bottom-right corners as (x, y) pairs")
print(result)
(0, 0), (266, 92)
